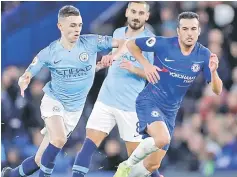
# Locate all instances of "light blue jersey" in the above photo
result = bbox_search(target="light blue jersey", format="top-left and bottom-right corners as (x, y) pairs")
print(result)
(97, 27), (154, 111)
(26, 35), (112, 112)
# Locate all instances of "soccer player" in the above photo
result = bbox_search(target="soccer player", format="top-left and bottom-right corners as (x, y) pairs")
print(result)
(1, 5), (123, 177)
(71, 2), (163, 177)
(113, 11), (223, 177)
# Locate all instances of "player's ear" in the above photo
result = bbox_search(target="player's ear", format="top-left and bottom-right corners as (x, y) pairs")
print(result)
(125, 8), (129, 18)
(145, 12), (150, 21)
(176, 27), (180, 36)
(198, 27), (201, 36)
(57, 22), (62, 31)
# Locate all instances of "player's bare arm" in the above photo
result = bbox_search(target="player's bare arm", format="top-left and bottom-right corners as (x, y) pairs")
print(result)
(95, 39), (129, 71)
(98, 51), (147, 79)
(209, 53), (223, 95)
(119, 59), (147, 79)
(101, 39), (128, 67)
(95, 61), (107, 72)
(18, 54), (44, 97)
(127, 40), (149, 66)
(18, 70), (32, 97)
(127, 39), (161, 84)
(111, 39), (126, 48)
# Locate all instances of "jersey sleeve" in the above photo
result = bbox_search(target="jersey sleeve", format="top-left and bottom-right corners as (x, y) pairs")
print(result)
(95, 35), (113, 52)
(135, 36), (167, 52)
(203, 49), (211, 83)
(111, 29), (119, 54)
(25, 47), (49, 77)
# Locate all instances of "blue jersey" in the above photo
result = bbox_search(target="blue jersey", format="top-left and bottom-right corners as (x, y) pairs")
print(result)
(26, 35), (112, 112)
(97, 27), (154, 111)
(135, 36), (211, 126)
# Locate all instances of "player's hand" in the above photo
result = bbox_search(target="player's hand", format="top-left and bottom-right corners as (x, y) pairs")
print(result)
(101, 55), (114, 67)
(96, 61), (107, 72)
(18, 73), (31, 97)
(119, 59), (134, 72)
(209, 53), (219, 73)
(144, 63), (162, 84)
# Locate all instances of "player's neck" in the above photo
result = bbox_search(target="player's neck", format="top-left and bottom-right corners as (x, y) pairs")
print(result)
(59, 37), (76, 50)
(126, 26), (145, 38)
(178, 38), (195, 56)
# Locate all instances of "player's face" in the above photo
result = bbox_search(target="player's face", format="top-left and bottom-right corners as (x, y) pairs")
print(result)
(58, 15), (83, 43)
(126, 3), (149, 30)
(177, 18), (201, 47)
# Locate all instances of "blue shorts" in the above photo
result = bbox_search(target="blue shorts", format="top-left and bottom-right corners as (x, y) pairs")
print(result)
(135, 94), (175, 151)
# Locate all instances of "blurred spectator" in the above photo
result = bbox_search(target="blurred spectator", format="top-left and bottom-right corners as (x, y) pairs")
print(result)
(226, 89), (237, 114)
(102, 139), (125, 171)
(197, 9), (210, 46)
(208, 29), (224, 44)
(228, 41), (237, 69)
(1, 1), (21, 13)
(208, 41), (232, 88)
(26, 79), (45, 128)
(6, 148), (21, 168)
(230, 67), (237, 91)
(159, 7), (177, 37)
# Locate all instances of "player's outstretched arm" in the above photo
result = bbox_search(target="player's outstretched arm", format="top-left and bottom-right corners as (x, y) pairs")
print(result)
(111, 39), (125, 48)
(101, 39), (128, 67)
(119, 59), (147, 79)
(95, 61), (107, 72)
(19, 52), (46, 97)
(209, 53), (223, 95)
(127, 39), (161, 84)
(127, 40), (150, 67)
(18, 71), (32, 97)
(112, 39), (128, 58)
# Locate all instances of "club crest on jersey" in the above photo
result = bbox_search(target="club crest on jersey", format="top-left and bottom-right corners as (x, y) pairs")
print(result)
(79, 52), (89, 62)
(191, 63), (200, 72)
(146, 37), (156, 47)
(151, 111), (159, 117)
(97, 35), (105, 44)
(53, 106), (60, 112)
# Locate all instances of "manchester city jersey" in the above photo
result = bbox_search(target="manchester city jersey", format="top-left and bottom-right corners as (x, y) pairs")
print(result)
(97, 27), (154, 111)
(26, 35), (112, 111)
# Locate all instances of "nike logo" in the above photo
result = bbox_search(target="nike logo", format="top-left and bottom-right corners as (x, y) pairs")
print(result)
(165, 58), (175, 62)
(54, 60), (62, 64)
(133, 134), (140, 138)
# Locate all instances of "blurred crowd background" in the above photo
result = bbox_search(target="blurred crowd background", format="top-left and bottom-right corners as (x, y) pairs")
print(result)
(1, 1), (237, 177)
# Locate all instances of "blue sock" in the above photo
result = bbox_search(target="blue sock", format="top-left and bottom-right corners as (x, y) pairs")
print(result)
(72, 138), (97, 177)
(38, 143), (61, 177)
(151, 169), (161, 177)
(10, 156), (39, 177)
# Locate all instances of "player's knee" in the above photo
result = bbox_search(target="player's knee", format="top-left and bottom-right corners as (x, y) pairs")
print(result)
(154, 134), (171, 149)
(51, 135), (67, 148)
(149, 164), (161, 172)
(34, 155), (41, 166)
(86, 128), (107, 147)
(144, 159), (161, 172)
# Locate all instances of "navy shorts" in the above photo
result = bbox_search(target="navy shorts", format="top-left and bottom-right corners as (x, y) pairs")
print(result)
(135, 95), (175, 151)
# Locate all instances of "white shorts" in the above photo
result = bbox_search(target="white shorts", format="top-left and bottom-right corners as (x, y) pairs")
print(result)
(40, 94), (83, 136)
(86, 101), (142, 142)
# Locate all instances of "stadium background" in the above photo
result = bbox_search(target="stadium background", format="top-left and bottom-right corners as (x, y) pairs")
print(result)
(1, 1), (237, 177)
